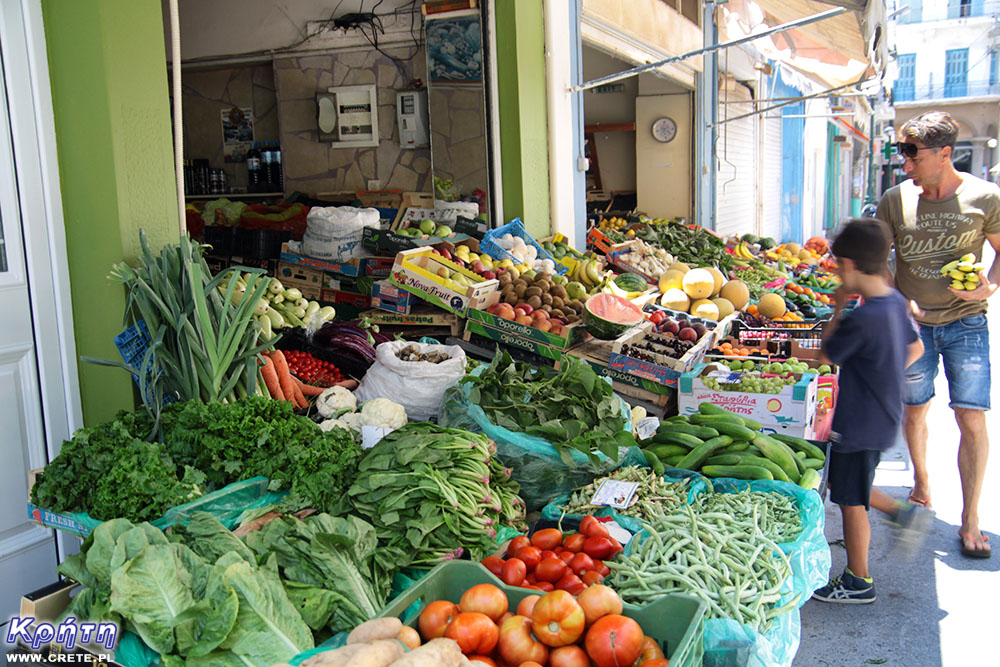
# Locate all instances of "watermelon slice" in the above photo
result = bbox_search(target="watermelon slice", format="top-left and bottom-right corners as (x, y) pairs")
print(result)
(584, 293), (645, 340)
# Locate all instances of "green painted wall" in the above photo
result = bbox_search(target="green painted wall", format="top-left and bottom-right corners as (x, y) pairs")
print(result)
(42, 0), (179, 426)
(495, 0), (551, 237)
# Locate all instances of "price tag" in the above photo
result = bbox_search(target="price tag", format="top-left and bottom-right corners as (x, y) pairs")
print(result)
(361, 425), (394, 449)
(590, 480), (641, 510)
(605, 521), (633, 545)
(634, 416), (660, 441)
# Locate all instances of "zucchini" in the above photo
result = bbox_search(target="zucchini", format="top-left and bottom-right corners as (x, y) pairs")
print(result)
(649, 444), (690, 459)
(697, 402), (763, 430)
(708, 421), (757, 441)
(643, 449), (665, 475)
(771, 433), (826, 461)
(675, 436), (733, 471)
(731, 455), (792, 483)
(798, 467), (821, 491)
(655, 423), (720, 439)
(701, 464), (774, 481)
(651, 432), (705, 449)
(663, 454), (685, 466)
(803, 457), (824, 470)
(752, 433), (801, 483)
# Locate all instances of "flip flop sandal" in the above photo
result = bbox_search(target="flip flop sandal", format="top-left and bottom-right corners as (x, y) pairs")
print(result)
(907, 492), (932, 509)
(959, 532), (991, 559)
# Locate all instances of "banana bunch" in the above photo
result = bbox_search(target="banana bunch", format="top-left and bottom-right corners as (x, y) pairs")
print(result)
(598, 216), (628, 231)
(941, 253), (986, 291)
(572, 257), (605, 293)
(221, 272), (336, 341)
(732, 242), (757, 259)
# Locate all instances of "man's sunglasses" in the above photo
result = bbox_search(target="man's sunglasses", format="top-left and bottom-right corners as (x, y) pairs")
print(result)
(895, 142), (940, 159)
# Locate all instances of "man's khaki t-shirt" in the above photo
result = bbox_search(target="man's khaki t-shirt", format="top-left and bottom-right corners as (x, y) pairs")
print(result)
(876, 174), (1000, 326)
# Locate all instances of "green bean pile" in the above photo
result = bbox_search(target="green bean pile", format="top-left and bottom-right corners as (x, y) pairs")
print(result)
(607, 504), (799, 633)
(556, 467), (692, 523)
(692, 489), (803, 544)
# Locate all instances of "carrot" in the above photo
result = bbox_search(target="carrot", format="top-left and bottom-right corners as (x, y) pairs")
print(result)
(260, 355), (285, 401)
(269, 350), (302, 409)
(296, 379), (327, 396)
(290, 377), (308, 409)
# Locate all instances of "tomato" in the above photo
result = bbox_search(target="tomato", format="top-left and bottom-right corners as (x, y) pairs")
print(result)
(498, 615), (549, 667)
(507, 536), (531, 558)
(482, 556), (506, 579)
(500, 612), (515, 625)
(531, 528), (564, 551)
(520, 662), (545, 667)
(576, 585), (623, 626)
(501, 559), (527, 587)
(549, 645), (591, 667)
(581, 571), (604, 586)
(580, 516), (610, 538)
(516, 594), (541, 618)
(608, 537), (624, 557)
(562, 533), (586, 553)
(461, 584), (509, 623)
(419, 600), (459, 640)
(468, 656), (497, 667)
(515, 546), (543, 571)
(525, 572), (538, 585)
(569, 553), (595, 576)
(535, 581), (555, 592)
(539, 550), (558, 562)
(640, 660), (669, 667)
(583, 536), (614, 560)
(638, 636), (665, 664)
(535, 558), (568, 583)
(592, 560), (611, 577)
(558, 551), (575, 564)
(531, 590), (586, 647)
(445, 612), (499, 655)
(397, 625), (421, 649)
(649, 310), (666, 325)
(555, 572), (585, 595)
(584, 615), (644, 667)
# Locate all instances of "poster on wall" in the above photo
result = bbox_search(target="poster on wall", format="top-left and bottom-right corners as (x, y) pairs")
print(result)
(221, 106), (254, 162)
(425, 11), (482, 82)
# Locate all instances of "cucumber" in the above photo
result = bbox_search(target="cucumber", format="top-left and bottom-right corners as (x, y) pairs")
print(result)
(751, 433), (801, 483)
(771, 433), (827, 461)
(706, 454), (746, 466)
(664, 454), (685, 466)
(649, 444), (690, 460)
(689, 413), (744, 426)
(665, 415), (690, 423)
(656, 423), (720, 440)
(643, 449), (665, 475)
(731, 455), (792, 483)
(795, 451), (807, 460)
(803, 458), (824, 470)
(719, 441), (751, 453)
(675, 436), (733, 471)
(697, 403), (763, 430)
(798, 467), (821, 491)
(651, 432), (705, 449)
(708, 421), (757, 441)
(701, 464), (774, 481)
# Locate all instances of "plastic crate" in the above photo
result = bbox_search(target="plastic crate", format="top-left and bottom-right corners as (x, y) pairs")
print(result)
(480, 218), (568, 275)
(203, 225), (236, 255)
(114, 321), (175, 405)
(376, 561), (706, 667)
(235, 228), (291, 259)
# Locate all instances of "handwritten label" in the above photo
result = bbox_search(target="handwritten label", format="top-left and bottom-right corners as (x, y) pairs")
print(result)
(590, 480), (641, 510)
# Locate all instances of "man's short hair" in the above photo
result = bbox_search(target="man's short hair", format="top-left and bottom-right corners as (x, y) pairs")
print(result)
(831, 218), (890, 275)
(899, 111), (959, 151)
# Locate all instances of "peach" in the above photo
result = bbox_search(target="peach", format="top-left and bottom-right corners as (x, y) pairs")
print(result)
(515, 315), (534, 326)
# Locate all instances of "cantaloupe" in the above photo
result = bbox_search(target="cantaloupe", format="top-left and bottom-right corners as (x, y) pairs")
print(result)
(719, 280), (749, 310)
(785, 242), (801, 255)
(658, 269), (685, 293)
(758, 293), (787, 319)
(682, 268), (716, 300)
(669, 262), (691, 274)
(712, 297), (735, 319)
(660, 288), (690, 312)
(705, 267), (726, 297)
(691, 299), (720, 321)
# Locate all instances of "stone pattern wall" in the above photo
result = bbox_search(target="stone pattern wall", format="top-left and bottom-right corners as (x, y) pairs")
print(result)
(275, 46), (431, 195)
(428, 81), (489, 197)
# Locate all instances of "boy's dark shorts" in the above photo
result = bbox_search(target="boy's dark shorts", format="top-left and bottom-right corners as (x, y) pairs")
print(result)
(828, 448), (881, 510)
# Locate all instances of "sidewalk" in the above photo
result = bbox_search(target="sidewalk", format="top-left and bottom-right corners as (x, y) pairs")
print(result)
(796, 300), (999, 665)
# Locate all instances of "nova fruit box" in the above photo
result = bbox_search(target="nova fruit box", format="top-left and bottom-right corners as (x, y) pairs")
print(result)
(388, 247), (500, 317)
(678, 363), (819, 427)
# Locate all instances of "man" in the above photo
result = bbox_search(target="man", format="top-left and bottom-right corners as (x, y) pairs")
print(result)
(875, 111), (999, 558)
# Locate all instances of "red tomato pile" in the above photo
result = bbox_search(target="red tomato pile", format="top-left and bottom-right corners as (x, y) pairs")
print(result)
(283, 349), (344, 387)
(417, 584), (669, 667)
(481, 517), (624, 595)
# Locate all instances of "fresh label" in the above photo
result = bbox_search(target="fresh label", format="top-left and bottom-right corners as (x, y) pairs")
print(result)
(590, 480), (641, 510)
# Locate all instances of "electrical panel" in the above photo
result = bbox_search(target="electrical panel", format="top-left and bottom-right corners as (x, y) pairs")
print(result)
(320, 85), (379, 148)
(396, 90), (429, 149)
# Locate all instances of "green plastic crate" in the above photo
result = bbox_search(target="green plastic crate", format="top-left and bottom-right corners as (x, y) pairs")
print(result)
(376, 561), (706, 667)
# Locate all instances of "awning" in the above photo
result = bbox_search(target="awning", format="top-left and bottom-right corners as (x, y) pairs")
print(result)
(719, 0), (886, 90)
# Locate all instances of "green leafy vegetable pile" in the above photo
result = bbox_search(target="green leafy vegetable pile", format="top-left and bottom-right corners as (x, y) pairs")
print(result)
(633, 221), (733, 270)
(344, 422), (528, 566)
(462, 351), (635, 466)
(30, 397), (362, 522)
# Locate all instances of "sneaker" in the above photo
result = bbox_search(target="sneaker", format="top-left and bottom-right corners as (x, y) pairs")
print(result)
(812, 569), (876, 604)
(891, 503), (934, 558)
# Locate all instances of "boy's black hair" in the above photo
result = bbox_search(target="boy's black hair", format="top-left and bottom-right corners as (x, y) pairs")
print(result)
(831, 218), (890, 275)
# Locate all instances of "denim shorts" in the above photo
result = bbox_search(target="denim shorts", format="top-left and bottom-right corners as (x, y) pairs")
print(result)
(904, 313), (991, 410)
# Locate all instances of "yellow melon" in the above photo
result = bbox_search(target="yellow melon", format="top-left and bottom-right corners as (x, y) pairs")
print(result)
(690, 299), (720, 321)
(719, 280), (750, 310)
(658, 269), (685, 293)
(758, 293), (787, 319)
(712, 297), (735, 319)
(682, 268), (716, 300)
(660, 288), (690, 312)
(669, 262), (691, 274)
(785, 242), (801, 255)
(705, 267), (726, 296)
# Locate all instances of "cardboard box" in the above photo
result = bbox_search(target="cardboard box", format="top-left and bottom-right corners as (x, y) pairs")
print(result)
(371, 280), (420, 314)
(356, 189), (403, 209)
(320, 289), (371, 308)
(359, 307), (463, 336)
(463, 319), (568, 362)
(204, 253), (229, 275)
(277, 261), (324, 291)
(279, 243), (370, 278)
(467, 308), (588, 351)
(388, 247), (500, 317)
(562, 340), (675, 399)
(607, 240), (663, 284)
(678, 363), (819, 427)
(365, 256), (396, 278)
(454, 215), (489, 239)
(608, 324), (712, 388)
(587, 227), (616, 255)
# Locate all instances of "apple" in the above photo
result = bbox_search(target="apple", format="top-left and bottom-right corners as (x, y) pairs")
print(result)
(439, 248), (452, 261)
(517, 302), (534, 315)
(515, 315), (533, 326)
(472, 261), (486, 274)
(419, 219), (437, 235)
(482, 270), (496, 281)
(533, 319), (552, 332)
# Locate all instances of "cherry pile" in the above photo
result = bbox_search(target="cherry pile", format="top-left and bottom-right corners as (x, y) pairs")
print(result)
(283, 349), (344, 387)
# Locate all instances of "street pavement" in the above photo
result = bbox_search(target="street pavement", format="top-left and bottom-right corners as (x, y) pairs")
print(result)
(796, 252), (1000, 666)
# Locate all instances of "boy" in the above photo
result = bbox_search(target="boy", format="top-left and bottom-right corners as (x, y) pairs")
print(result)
(812, 219), (925, 604)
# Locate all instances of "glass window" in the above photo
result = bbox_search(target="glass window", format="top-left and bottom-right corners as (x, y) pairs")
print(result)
(0, 210), (6, 273)
(899, 0), (922, 23)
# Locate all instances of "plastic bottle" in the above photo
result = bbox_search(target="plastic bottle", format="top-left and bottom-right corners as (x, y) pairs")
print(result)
(246, 142), (262, 190)
(270, 141), (283, 190)
(260, 142), (274, 191)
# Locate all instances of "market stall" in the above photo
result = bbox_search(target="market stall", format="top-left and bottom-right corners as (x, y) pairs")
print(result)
(18, 212), (845, 667)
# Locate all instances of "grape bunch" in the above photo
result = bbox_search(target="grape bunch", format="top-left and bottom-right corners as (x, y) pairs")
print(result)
(702, 372), (796, 394)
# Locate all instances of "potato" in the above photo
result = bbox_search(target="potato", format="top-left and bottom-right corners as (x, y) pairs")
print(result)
(301, 645), (365, 667)
(390, 638), (465, 667)
(345, 640), (405, 667)
(348, 618), (404, 645)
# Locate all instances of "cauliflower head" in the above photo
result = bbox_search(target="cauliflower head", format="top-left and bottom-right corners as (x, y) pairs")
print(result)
(316, 385), (357, 418)
(359, 398), (408, 429)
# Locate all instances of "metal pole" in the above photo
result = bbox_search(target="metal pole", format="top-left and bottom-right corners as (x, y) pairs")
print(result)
(695, 0), (719, 231)
(709, 77), (870, 127)
(864, 106), (877, 208)
(570, 6), (848, 93)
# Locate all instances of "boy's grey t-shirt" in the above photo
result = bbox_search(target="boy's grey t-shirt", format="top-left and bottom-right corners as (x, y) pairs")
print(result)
(823, 291), (918, 453)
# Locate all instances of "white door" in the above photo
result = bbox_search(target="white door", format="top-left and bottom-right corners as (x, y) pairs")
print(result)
(715, 80), (757, 239)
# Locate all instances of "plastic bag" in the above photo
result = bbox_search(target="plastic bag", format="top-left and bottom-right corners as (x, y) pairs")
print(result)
(356, 341), (467, 420)
(439, 369), (640, 511)
(302, 206), (380, 261)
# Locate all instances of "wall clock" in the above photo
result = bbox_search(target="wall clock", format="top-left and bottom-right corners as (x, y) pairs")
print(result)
(651, 116), (677, 143)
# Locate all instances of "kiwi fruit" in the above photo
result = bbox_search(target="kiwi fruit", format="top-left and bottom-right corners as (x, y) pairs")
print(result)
(536, 279), (553, 293)
(568, 300), (584, 313)
(551, 296), (565, 309)
(550, 308), (566, 319)
(498, 271), (513, 285)
(525, 286), (543, 299)
(514, 283), (528, 299)
(540, 304), (553, 314)
(535, 271), (552, 283)
(566, 313), (581, 323)
(527, 295), (543, 310)
(504, 292), (519, 305)
(550, 284), (567, 300)
(541, 293), (553, 306)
